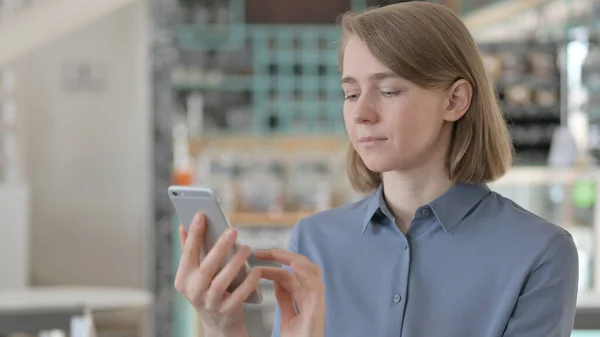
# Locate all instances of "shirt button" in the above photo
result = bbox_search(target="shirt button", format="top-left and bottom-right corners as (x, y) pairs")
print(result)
(393, 294), (402, 303)
(402, 242), (408, 250)
(422, 208), (431, 217)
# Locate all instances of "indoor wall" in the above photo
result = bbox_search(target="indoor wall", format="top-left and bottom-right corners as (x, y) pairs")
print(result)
(11, 0), (151, 289)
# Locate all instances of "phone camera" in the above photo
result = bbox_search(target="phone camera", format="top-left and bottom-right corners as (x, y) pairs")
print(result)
(171, 191), (179, 196)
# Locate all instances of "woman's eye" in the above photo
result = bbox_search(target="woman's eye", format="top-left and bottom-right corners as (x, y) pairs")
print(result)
(381, 90), (400, 97)
(344, 93), (359, 101)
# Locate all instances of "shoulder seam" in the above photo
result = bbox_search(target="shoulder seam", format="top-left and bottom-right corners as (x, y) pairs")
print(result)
(531, 232), (572, 271)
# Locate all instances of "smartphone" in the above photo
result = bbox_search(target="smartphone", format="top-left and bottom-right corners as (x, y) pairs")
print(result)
(168, 185), (263, 304)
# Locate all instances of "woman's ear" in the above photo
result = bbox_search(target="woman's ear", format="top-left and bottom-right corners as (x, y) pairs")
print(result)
(443, 79), (472, 122)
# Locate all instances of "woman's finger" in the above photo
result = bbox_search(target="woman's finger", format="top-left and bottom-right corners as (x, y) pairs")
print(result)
(179, 224), (188, 247)
(211, 245), (252, 291)
(258, 267), (298, 322)
(257, 267), (299, 292)
(254, 248), (302, 266)
(179, 213), (206, 272)
(255, 249), (319, 276)
(252, 249), (275, 262)
(204, 245), (252, 308)
(196, 228), (238, 291)
(291, 260), (322, 282)
(219, 268), (261, 314)
(256, 251), (323, 297)
(274, 280), (297, 322)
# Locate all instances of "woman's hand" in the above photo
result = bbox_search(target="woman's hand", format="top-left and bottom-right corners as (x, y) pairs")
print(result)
(174, 213), (261, 337)
(255, 249), (326, 337)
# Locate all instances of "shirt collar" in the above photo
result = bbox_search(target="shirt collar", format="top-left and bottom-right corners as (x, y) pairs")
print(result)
(362, 184), (387, 233)
(362, 183), (491, 234)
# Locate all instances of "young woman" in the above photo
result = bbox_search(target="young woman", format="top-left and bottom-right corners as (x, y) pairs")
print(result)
(175, 2), (579, 337)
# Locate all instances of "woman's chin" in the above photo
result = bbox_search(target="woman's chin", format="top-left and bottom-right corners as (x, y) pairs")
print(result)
(362, 159), (395, 173)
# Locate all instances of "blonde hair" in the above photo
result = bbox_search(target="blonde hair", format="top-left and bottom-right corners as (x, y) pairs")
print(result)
(339, 2), (514, 193)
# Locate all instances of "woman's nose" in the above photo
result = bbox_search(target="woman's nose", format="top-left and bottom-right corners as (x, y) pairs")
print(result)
(353, 97), (379, 124)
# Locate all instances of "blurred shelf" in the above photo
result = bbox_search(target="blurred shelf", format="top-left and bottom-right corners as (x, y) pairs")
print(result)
(192, 136), (600, 185)
(175, 23), (340, 51)
(462, 0), (549, 30)
(189, 135), (347, 156)
(468, 0), (595, 42)
(230, 212), (313, 227)
(172, 75), (253, 91)
(0, 0), (140, 66)
(493, 166), (600, 186)
(0, 286), (152, 312)
(224, 167), (600, 228)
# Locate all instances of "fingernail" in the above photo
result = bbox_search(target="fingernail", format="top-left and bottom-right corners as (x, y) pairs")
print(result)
(193, 213), (201, 224)
(225, 229), (236, 241)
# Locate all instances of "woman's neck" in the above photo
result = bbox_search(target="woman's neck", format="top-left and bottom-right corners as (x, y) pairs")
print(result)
(382, 160), (453, 233)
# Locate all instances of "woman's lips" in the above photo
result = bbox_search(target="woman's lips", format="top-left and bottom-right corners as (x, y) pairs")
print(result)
(358, 137), (388, 147)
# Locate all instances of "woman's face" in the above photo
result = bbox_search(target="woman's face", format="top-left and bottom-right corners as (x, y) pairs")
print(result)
(341, 35), (457, 174)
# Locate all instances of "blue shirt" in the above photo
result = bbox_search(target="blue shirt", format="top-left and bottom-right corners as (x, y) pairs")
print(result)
(270, 183), (579, 337)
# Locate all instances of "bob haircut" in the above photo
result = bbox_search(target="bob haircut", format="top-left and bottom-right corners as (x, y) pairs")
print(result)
(338, 2), (514, 193)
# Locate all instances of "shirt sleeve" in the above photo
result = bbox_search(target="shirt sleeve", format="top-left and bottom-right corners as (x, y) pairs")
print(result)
(270, 219), (303, 337)
(502, 233), (579, 337)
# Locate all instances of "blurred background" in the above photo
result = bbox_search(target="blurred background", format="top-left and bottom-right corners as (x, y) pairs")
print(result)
(1, 0), (600, 336)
